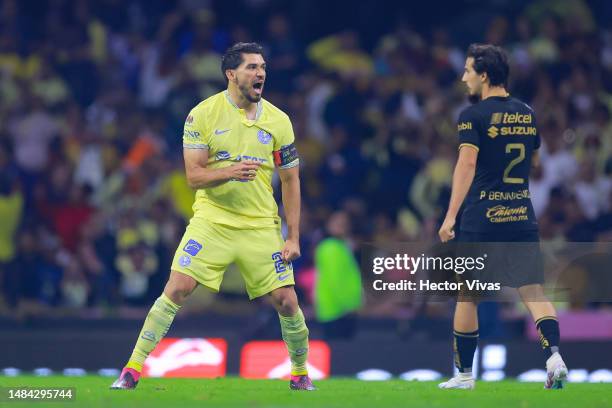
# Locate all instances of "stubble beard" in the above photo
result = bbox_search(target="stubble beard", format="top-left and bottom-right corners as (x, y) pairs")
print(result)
(239, 81), (261, 103)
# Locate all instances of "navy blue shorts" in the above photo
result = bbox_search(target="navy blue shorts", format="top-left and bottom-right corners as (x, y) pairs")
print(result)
(458, 230), (540, 243)
(456, 229), (544, 289)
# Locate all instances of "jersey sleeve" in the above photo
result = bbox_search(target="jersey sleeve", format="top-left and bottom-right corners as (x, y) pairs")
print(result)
(457, 108), (480, 151)
(273, 117), (300, 169)
(182, 108), (210, 149)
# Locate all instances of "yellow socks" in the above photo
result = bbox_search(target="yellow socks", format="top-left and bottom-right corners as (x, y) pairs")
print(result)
(125, 295), (308, 376)
(278, 308), (309, 376)
(126, 293), (181, 372)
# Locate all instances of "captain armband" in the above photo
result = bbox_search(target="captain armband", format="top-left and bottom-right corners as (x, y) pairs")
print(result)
(273, 143), (299, 169)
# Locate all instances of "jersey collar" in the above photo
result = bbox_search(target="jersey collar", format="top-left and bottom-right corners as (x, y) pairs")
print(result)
(486, 93), (511, 101)
(224, 90), (263, 122)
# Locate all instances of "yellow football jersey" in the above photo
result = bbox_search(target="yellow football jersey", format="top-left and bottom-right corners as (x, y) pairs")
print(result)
(183, 91), (299, 229)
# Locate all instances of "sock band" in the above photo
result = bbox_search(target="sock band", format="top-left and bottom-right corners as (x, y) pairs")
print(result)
(160, 293), (181, 312)
(453, 330), (479, 338)
(536, 316), (560, 359)
(535, 315), (558, 326)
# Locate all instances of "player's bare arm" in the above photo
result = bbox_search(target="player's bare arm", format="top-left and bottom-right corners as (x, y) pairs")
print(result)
(184, 148), (261, 188)
(279, 165), (301, 262)
(531, 150), (540, 169)
(439, 145), (478, 242)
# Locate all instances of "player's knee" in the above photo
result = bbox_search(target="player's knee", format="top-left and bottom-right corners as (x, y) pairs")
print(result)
(164, 286), (191, 305)
(279, 302), (298, 316)
(164, 272), (197, 305)
(275, 294), (299, 316)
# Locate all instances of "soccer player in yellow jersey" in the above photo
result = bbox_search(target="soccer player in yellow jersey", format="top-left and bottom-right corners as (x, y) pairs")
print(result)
(111, 43), (315, 391)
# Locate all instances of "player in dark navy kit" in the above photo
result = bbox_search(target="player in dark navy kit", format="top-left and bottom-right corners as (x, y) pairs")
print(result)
(437, 44), (567, 390)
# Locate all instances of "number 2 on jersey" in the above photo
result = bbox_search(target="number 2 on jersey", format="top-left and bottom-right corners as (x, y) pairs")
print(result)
(503, 143), (525, 184)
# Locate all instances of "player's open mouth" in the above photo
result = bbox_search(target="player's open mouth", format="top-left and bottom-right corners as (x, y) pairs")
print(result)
(253, 81), (264, 95)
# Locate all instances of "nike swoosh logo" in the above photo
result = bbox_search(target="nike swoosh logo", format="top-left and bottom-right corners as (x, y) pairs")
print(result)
(278, 274), (291, 282)
(215, 129), (231, 135)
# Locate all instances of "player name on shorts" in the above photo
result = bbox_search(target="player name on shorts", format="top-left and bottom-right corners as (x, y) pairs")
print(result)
(479, 189), (530, 200)
(486, 205), (529, 223)
(372, 279), (501, 291)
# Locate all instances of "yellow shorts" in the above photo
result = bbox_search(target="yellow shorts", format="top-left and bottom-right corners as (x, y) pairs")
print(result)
(171, 217), (294, 299)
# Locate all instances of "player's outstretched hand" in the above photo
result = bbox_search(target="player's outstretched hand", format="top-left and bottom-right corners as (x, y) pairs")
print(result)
(439, 217), (456, 242)
(281, 239), (301, 262)
(226, 161), (261, 181)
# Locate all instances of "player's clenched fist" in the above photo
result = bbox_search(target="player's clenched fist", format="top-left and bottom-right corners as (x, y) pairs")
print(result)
(225, 161), (261, 181)
(438, 217), (456, 242)
(281, 239), (300, 262)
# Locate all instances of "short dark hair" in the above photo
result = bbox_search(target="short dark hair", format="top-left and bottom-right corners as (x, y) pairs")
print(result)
(221, 42), (264, 82)
(466, 43), (509, 87)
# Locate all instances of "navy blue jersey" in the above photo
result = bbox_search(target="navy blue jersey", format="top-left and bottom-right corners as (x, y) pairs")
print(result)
(457, 96), (541, 233)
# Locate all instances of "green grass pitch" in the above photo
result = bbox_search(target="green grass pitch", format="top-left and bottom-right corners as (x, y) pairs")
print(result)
(0, 376), (608, 408)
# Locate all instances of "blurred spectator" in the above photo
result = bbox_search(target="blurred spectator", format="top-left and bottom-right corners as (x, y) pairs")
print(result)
(573, 161), (612, 220)
(116, 241), (158, 306)
(52, 184), (95, 253)
(4, 228), (42, 308)
(307, 30), (374, 77)
(264, 13), (300, 92)
(539, 124), (579, 187)
(0, 174), (23, 306)
(8, 96), (59, 174)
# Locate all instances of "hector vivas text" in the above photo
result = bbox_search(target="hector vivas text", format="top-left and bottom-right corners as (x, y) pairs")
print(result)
(371, 253), (501, 292)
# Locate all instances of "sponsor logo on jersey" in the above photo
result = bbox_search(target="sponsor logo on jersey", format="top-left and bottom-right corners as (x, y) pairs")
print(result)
(183, 239), (203, 256)
(486, 205), (529, 223)
(457, 122), (472, 131)
(185, 115), (194, 125)
(184, 130), (200, 140)
(235, 154), (267, 163)
(215, 129), (231, 135)
(278, 273), (291, 282)
(488, 124), (536, 138)
(499, 126), (537, 136)
(488, 126), (499, 138)
(501, 112), (532, 124)
(490, 112), (503, 124)
(257, 129), (272, 144)
(216, 151), (231, 160)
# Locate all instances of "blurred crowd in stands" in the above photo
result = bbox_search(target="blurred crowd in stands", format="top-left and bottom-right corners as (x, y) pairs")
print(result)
(0, 0), (611, 317)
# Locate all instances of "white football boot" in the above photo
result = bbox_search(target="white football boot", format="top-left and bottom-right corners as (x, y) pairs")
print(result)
(438, 372), (475, 390)
(545, 352), (568, 389)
